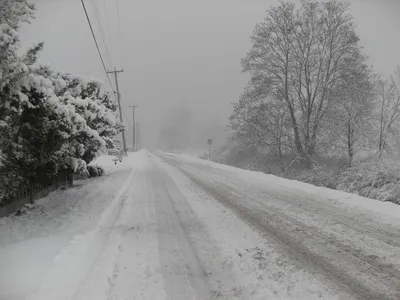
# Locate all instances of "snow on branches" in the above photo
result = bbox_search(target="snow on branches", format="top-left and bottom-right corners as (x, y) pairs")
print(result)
(0, 1), (122, 203)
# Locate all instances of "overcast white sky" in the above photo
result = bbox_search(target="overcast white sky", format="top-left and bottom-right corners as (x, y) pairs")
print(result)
(20, 0), (400, 148)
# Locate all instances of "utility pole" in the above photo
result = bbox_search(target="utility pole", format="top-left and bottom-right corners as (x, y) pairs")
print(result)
(136, 122), (140, 150)
(107, 67), (127, 154)
(138, 122), (141, 150)
(129, 105), (138, 151)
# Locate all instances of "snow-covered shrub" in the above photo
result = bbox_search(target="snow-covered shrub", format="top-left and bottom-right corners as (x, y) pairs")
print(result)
(86, 164), (105, 178)
(0, 1), (122, 206)
(14, 203), (36, 216)
(0, 1), (36, 204)
(54, 73), (123, 164)
(217, 143), (257, 169)
(0, 168), (25, 206)
(288, 166), (341, 190)
(288, 158), (400, 205)
(70, 157), (89, 177)
(337, 160), (400, 204)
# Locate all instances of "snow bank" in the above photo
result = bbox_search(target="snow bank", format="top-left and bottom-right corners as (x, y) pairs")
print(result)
(160, 151), (400, 223)
(0, 152), (148, 299)
(89, 153), (131, 175)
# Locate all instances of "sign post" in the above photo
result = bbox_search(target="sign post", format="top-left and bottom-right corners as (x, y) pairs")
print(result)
(207, 138), (213, 160)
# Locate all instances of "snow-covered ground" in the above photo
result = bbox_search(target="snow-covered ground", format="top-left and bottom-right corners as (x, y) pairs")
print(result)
(89, 153), (129, 175)
(163, 151), (400, 224)
(162, 148), (208, 159)
(1, 150), (400, 300)
(0, 153), (138, 300)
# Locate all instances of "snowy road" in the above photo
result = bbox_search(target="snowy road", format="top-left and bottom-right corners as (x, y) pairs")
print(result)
(1, 150), (400, 300)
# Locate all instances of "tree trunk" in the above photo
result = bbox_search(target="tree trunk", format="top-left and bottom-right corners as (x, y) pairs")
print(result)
(286, 105), (304, 157)
(277, 142), (285, 173)
(64, 168), (74, 187)
(347, 122), (354, 167)
(378, 140), (385, 159)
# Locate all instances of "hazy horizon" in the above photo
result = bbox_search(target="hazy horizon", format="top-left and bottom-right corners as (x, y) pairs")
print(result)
(20, 0), (400, 149)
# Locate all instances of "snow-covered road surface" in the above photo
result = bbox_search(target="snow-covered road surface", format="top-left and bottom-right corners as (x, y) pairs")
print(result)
(1, 150), (400, 300)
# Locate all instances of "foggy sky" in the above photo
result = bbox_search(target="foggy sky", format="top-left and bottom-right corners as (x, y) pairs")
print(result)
(20, 0), (400, 148)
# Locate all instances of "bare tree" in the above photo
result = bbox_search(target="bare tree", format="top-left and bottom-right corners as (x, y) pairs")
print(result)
(375, 67), (400, 158)
(230, 83), (292, 172)
(325, 53), (375, 166)
(241, 0), (363, 166)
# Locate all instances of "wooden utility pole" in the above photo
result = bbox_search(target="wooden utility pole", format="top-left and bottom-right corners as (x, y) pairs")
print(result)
(129, 105), (138, 151)
(136, 122), (140, 150)
(107, 67), (127, 154)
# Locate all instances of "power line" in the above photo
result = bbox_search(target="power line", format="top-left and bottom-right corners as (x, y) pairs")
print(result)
(116, 0), (122, 36)
(90, 0), (113, 68)
(122, 109), (130, 125)
(80, 0), (115, 92)
(102, 0), (113, 58)
(112, 0), (128, 131)
(81, 0), (129, 135)
(120, 99), (133, 131)
(116, 0), (123, 66)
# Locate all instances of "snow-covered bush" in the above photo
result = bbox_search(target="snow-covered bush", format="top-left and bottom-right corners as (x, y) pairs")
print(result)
(0, 1), (36, 204)
(284, 159), (400, 205)
(87, 164), (105, 178)
(0, 2), (122, 205)
(336, 160), (400, 204)
(54, 73), (123, 164)
(287, 167), (341, 190)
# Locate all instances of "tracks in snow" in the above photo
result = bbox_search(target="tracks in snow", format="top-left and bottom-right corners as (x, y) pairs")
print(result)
(157, 151), (400, 300)
(20, 151), (400, 300)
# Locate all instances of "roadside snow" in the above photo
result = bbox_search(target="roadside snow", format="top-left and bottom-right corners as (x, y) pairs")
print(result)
(160, 151), (400, 224)
(154, 151), (400, 299)
(0, 152), (142, 300)
(3, 150), (399, 300)
(150, 153), (339, 299)
(89, 153), (131, 175)
(162, 148), (207, 159)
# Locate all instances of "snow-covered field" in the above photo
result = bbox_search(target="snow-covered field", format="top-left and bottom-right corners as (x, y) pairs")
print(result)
(1, 150), (400, 300)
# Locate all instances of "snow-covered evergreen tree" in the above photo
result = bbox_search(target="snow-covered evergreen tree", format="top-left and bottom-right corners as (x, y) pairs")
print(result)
(0, 1), (122, 204)
(0, 0), (36, 203)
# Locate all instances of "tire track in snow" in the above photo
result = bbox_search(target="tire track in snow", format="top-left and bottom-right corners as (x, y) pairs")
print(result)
(184, 171), (396, 300)
(103, 163), (166, 300)
(152, 152), (340, 300)
(160, 155), (400, 300)
(27, 167), (136, 300)
(148, 156), (214, 300)
(172, 154), (400, 249)
(164, 153), (400, 279)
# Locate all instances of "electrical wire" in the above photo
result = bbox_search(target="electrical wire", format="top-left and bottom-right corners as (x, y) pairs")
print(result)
(81, 0), (131, 150)
(102, 0), (113, 59)
(90, 0), (113, 68)
(116, 0), (122, 37)
(116, 0), (123, 66)
(80, 0), (115, 92)
(122, 110), (130, 125)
